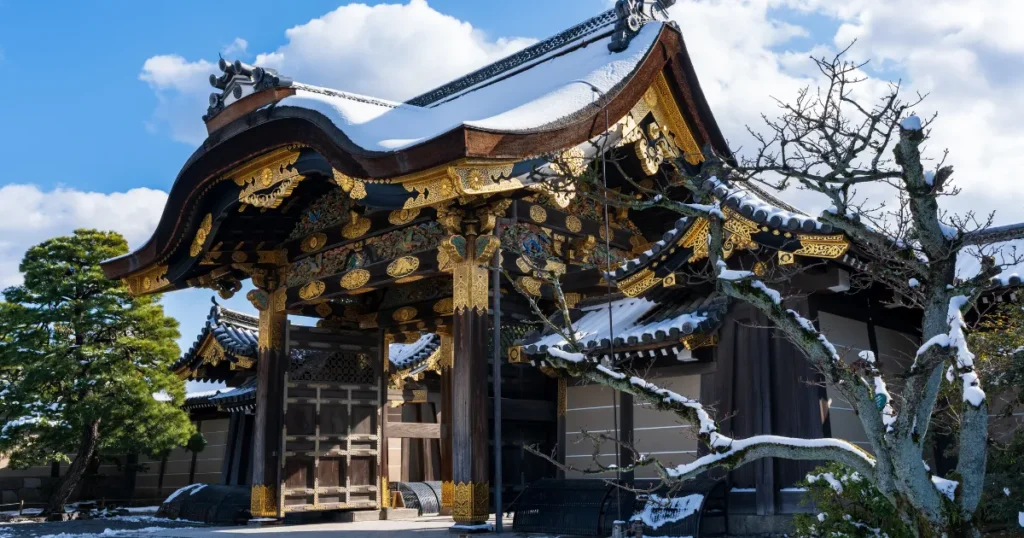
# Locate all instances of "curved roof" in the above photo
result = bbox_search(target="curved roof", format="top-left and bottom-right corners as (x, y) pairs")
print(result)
(520, 291), (728, 358)
(173, 298), (259, 375)
(278, 23), (661, 153)
(101, 6), (729, 282)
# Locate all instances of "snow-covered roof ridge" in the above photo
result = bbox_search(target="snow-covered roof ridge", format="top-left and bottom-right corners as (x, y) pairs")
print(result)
(406, 9), (620, 107)
(702, 176), (835, 234)
(272, 22), (663, 153)
(521, 292), (728, 356)
(609, 215), (693, 281)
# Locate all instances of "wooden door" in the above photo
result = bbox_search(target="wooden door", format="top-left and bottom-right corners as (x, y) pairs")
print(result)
(280, 326), (381, 513)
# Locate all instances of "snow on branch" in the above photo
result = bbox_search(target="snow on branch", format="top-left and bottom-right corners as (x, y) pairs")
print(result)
(915, 295), (986, 407)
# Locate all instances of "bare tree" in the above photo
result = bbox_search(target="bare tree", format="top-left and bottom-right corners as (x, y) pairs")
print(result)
(513, 49), (1024, 537)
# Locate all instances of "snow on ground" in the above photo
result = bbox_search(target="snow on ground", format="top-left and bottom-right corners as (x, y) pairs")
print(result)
(631, 493), (703, 530)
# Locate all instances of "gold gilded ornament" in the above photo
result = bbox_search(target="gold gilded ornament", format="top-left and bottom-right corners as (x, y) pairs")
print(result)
(190, 214), (213, 257)
(388, 208), (420, 226)
(565, 214), (583, 233)
(235, 150), (304, 209)
(315, 302), (333, 317)
(452, 481), (490, 523)
(387, 256), (420, 278)
(250, 484), (277, 518)
(301, 233), (327, 253)
(341, 211), (371, 239)
(299, 280), (326, 300)
(529, 204), (548, 223)
(340, 269), (371, 290)
(793, 234), (850, 259)
(433, 298), (454, 315)
(441, 481), (454, 507)
(516, 276), (543, 297)
(392, 306), (418, 323)
(617, 268), (661, 298)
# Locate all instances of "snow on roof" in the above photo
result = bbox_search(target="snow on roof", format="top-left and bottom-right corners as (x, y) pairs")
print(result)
(273, 23), (662, 153)
(530, 296), (658, 352)
(390, 333), (440, 369)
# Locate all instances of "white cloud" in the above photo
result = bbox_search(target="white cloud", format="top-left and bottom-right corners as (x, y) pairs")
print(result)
(665, 0), (1024, 230)
(222, 37), (248, 57)
(0, 185), (168, 289)
(134, 0), (1024, 229)
(139, 55), (215, 144)
(139, 0), (535, 146)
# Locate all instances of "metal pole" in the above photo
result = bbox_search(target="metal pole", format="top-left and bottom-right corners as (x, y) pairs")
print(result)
(491, 252), (503, 533)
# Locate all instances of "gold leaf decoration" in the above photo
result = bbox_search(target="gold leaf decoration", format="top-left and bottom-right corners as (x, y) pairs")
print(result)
(529, 204), (548, 223)
(299, 280), (326, 300)
(392, 306), (418, 323)
(340, 269), (371, 290)
(190, 214), (213, 257)
(231, 251), (248, 263)
(617, 268), (661, 298)
(516, 276), (543, 297)
(388, 208), (420, 226)
(433, 298), (454, 315)
(341, 211), (372, 239)
(565, 214), (582, 233)
(301, 233), (327, 253)
(315, 302), (333, 318)
(236, 150), (303, 209)
(452, 481), (490, 523)
(386, 256), (420, 278)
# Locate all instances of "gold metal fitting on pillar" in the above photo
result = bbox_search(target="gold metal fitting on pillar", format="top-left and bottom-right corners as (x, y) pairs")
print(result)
(441, 480), (454, 507)
(452, 481), (490, 523)
(250, 484), (277, 518)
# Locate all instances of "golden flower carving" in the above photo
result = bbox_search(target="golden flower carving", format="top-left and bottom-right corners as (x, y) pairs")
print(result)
(340, 269), (371, 290)
(529, 204), (548, 223)
(299, 280), (326, 300)
(565, 214), (582, 233)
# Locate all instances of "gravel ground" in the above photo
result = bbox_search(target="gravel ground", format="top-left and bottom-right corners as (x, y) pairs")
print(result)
(0, 516), (202, 538)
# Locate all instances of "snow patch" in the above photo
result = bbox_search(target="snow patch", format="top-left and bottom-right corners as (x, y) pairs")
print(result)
(751, 281), (781, 305)
(163, 484), (204, 504)
(631, 494), (703, 529)
(931, 475), (958, 501)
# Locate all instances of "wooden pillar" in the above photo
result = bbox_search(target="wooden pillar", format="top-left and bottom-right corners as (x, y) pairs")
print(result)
(248, 288), (288, 518)
(445, 233), (498, 525)
(618, 392), (634, 487)
(555, 376), (567, 479)
(439, 334), (454, 510)
(379, 331), (390, 509)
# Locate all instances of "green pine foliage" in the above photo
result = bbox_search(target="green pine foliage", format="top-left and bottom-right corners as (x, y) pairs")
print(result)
(793, 462), (915, 537)
(0, 230), (194, 503)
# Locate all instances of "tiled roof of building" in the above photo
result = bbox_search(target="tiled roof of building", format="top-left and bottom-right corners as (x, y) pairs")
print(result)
(172, 298), (259, 373)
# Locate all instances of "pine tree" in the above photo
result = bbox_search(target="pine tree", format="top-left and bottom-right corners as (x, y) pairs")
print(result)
(0, 229), (194, 516)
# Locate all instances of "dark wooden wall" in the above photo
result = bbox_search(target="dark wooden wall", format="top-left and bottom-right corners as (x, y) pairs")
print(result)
(708, 300), (828, 515)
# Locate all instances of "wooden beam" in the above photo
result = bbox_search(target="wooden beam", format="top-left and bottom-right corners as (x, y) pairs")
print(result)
(387, 422), (441, 439)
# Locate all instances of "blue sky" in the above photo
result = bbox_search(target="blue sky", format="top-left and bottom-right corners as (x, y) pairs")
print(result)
(2, 0), (1023, 390)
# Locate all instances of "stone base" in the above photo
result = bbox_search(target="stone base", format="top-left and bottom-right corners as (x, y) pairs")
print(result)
(332, 509), (383, 523)
(246, 518), (283, 527)
(382, 507), (418, 520)
(449, 522), (492, 534)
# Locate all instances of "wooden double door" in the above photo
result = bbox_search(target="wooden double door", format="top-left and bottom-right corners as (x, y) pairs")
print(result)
(279, 326), (382, 513)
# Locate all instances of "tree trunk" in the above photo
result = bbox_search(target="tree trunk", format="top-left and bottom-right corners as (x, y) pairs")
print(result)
(44, 419), (101, 517)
